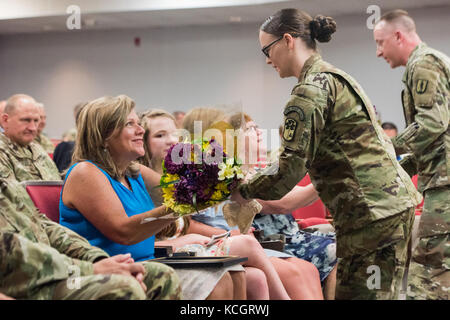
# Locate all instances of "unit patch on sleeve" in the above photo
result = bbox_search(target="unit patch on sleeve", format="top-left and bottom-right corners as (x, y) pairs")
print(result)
(416, 79), (428, 94)
(283, 118), (298, 141)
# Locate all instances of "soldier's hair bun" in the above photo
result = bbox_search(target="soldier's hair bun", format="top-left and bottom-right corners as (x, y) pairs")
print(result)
(309, 15), (337, 43)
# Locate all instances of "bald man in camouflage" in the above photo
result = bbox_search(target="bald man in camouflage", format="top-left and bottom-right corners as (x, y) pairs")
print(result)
(0, 94), (60, 182)
(0, 174), (182, 300)
(374, 9), (449, 300)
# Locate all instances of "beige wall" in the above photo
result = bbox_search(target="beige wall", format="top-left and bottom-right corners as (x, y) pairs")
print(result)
(0, 5), (449, 143)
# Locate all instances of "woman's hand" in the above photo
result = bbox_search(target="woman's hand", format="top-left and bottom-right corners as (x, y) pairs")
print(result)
(176, 234), (211, 247)
(258, 184), (319, 214)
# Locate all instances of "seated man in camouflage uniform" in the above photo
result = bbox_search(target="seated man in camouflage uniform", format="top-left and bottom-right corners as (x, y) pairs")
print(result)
(0, 175), (182, 300)
(0, 94), (60, 182)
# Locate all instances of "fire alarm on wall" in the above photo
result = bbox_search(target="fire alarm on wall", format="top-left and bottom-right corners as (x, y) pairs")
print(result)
(134, 37), (141, 47)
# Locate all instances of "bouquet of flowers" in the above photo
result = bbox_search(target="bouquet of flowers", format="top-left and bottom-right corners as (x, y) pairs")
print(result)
(159, 138), (245, 216)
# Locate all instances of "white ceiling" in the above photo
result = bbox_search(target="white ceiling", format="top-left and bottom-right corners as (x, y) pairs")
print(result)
(0, 0), (448, 34)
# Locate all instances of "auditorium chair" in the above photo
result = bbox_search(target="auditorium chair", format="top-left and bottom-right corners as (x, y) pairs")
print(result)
(50, 139), (62, 148)
(21, 180), (63, 222)
(291, 174), (332, 230)
(411, 175), (424, 215)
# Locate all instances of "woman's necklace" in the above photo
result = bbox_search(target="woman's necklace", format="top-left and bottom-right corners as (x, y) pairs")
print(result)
(119, 176), (131, 190)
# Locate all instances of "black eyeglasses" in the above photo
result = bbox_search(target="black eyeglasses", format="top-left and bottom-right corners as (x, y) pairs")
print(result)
(261, 36), (283, 58)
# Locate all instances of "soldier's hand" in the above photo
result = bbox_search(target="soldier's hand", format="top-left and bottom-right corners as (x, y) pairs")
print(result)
(230, 190), (251, 205)
(112, 252), (135, 264)
(93, 254), (147, 292)
(230, 227), (255, 237)
(130, 267), (147, 293)
(134, 272), (147, 293)
(109, 254), (148, 292)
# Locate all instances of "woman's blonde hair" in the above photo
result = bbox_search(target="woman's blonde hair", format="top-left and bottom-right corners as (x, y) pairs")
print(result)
(71, 95), (140, 179)
(182, 107), (227, 135)
(138, 109), (176, 168)
(182, 107), (235, 153)
(228, 112), (253, 130)
(183, 108), (255, 158)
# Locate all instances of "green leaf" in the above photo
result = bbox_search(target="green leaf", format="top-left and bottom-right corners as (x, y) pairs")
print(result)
(153, 179), (180, 189)
(208, 197), (229, 202)
(192, 193), (199, 213)
(162, 159), (167, 174)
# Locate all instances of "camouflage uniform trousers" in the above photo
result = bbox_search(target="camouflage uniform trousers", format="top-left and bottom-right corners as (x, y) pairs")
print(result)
(335, 207), (415, 300)
(407, 187), (450, 300)
(51, 261), (182, 300)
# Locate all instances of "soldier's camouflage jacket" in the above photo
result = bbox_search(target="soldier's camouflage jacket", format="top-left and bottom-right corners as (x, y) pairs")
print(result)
(0, 176), (108, 298)
(239, 54), (422, 256)
(393, 43), (450, 193)
(0, 132), (60, 182)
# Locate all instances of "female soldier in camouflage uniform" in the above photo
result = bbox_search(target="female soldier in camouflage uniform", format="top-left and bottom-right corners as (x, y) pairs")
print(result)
(232, 8), (422, 299)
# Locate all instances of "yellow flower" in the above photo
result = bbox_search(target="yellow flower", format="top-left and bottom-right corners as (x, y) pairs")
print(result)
(234, 166), (244, 180)
(174, 204), (195, 215)
(162, 191), (175, 209)
(162, 173), (179, 184)
(202, 140), (210, 151)
(218, 162), (235, 180)
(215, 181), (229, 193)
(210, 190), (223, 201)
(162, 194), (174, 209)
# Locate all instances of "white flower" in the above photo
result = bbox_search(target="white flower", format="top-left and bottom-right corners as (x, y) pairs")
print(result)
(226, 157), (235, 165)
(234, 167), (244, 180)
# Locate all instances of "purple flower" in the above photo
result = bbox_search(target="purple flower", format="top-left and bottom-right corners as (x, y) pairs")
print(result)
(162, 140), (242, 211)
(227, 178), (239, 192)
(164, 143), (189, 174)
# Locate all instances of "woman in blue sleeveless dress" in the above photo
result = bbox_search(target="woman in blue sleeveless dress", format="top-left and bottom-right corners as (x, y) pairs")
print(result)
(59, 95), (244, 300)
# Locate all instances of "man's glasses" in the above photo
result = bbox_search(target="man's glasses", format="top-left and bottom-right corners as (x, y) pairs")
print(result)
(261, 36), (283, 58)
